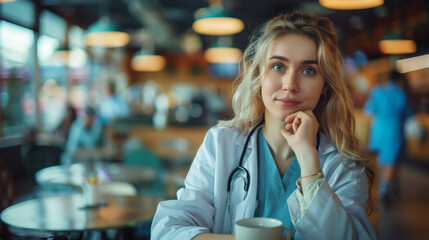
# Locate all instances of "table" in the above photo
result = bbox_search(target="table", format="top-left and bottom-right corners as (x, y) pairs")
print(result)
(71, 147), (123, 162)
(1, 194), (163, 235)
(35, 163), (156, 187)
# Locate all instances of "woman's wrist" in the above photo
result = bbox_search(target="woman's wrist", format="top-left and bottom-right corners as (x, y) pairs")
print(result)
(298, 169), (323, 185)
(295, 144), (320, 174)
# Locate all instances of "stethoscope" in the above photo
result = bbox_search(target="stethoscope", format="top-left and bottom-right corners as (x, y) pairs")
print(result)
(226, 121), (320, 233)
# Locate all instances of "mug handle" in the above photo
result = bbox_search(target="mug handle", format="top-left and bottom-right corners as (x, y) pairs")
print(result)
(283, 226), (292, 240)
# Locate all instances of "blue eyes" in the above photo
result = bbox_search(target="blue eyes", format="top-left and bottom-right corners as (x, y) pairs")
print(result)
(302, 68), (315, 75)
(273, 64), (284, 71)
(272, 64), (316, 76)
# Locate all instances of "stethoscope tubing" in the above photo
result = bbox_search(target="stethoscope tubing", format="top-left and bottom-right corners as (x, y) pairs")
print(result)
(227, 122), (263, 193)
(226, 121), (320, 233)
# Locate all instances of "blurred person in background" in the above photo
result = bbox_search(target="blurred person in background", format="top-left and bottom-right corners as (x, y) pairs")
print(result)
(53, 103), (77, 145)
(98, 81), (130, 126)
(151, 11), (375, 240)
(65, 106), (104, 156)
(364, 70), (415, 206)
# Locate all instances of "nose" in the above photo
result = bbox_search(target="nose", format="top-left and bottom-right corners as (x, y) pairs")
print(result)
(282, 71), (298, 93)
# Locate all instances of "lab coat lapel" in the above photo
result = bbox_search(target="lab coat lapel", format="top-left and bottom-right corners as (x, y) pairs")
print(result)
(233, 127), (260, 225)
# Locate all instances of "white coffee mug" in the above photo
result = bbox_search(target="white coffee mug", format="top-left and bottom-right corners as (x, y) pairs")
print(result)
(235, 217), (291, 240)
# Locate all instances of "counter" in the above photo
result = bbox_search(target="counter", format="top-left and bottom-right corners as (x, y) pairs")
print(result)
(113, 126), (210, 163)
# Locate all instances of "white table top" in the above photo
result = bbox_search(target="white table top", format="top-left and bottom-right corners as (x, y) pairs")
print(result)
(1, 194), (163, 233)
(35, 163), (156, 187)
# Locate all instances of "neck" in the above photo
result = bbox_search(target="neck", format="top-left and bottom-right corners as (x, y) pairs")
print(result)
(262, 114), (294, 164)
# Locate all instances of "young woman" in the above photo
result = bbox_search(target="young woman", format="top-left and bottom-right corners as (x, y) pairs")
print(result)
(151, 11), (376, 240)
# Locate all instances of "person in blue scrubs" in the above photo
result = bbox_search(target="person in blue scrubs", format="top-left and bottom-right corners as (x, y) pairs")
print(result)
(364, 71), (414, 205)
(65, 106), (104, 156)
(151, 11), (376, 240)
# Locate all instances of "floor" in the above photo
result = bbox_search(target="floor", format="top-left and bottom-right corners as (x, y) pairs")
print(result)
(370, 159), (429, 240)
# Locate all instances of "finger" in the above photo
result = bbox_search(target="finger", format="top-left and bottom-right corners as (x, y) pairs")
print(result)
(281, 128), (293, 138)
(304, 109), (315, 116)
(292, 116), (301, 132)
(284, 112), (298, 123)
(285, 123), (293, 131)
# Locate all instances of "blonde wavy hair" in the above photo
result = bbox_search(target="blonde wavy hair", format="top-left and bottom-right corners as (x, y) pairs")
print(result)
(218, 11), (374, 213)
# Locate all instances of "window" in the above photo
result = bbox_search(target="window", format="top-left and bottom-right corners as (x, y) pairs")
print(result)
(0, 20), (35, 138)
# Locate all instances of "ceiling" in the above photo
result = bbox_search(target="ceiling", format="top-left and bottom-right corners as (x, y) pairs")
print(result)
(42, 0), (428, 59)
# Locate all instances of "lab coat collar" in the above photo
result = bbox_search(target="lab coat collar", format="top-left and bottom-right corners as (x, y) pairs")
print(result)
(235, 124), (263, 148)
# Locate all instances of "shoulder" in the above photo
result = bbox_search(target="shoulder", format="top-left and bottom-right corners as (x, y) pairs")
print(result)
(318, 133), (366, 181)
(318, 132), (337, 156)
(198, 126), (246, 157)
(205, 125), (245, 142)
(318, 133), (349, 169)
(373, 83), (396, 94)
(371, 84), (382, 91)
(70, 120), (83, 130)
(319, 133), (356, 165)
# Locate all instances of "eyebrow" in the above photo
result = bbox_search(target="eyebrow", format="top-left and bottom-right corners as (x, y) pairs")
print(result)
(269, 55), (318, 65)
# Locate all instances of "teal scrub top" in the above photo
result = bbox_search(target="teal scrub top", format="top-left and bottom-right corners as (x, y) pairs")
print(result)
(364, 82), (414, 165)
(254, 128), (300, 234)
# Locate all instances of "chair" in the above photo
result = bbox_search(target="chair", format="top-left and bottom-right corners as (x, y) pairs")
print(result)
(22, 145), (64, 179)
(0, 158), (15, 238)
(0, 158), (15, 212)
(1, 159), (72, 240)
(124, 148), (165, 196)
(21, 145), (76, 198)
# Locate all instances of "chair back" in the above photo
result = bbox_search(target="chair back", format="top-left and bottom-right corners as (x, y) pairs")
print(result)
(0, 158), (15, 212)
(22, 145), (64, 182)
(125, 148), (163, 170)
(0, 158), (15, 238)
(1, 160), (72, 240)
(124, 148), (165, 196)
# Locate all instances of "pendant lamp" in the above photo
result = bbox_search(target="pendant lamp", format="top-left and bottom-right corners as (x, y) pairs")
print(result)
(51, 22), (73, 66)
(85, 17), (130, 48)
(204, 37), (242, 63)
(51, 46), (72, 66)
(51, 47), (87, 68)
(379, 32), (416, 55)
(131, 30), (165, 72)
(319, 0), (383, 10)
(193, 1), (244, 35)
(204, 47), (242, 63)
(131, 50), (166, 72)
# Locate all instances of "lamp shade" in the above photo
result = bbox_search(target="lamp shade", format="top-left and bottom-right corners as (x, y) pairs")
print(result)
(379, 33), (416, 55)
(131, 51), (166, 72)
(85, 17), (130, 48)
(51, 46), (72, 66)
(319, 0), (383, 10)
(193, 7), (244, 35)
(204, 46), (242, 63)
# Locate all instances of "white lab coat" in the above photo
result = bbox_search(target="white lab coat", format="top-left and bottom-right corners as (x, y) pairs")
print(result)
(151, 126), (376, 240)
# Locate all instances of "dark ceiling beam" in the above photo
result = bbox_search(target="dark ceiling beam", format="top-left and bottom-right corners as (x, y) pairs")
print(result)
(41, 0), (102, 6)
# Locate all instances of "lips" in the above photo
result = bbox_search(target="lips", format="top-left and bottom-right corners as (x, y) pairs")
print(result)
(276, 98), (300, 107)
